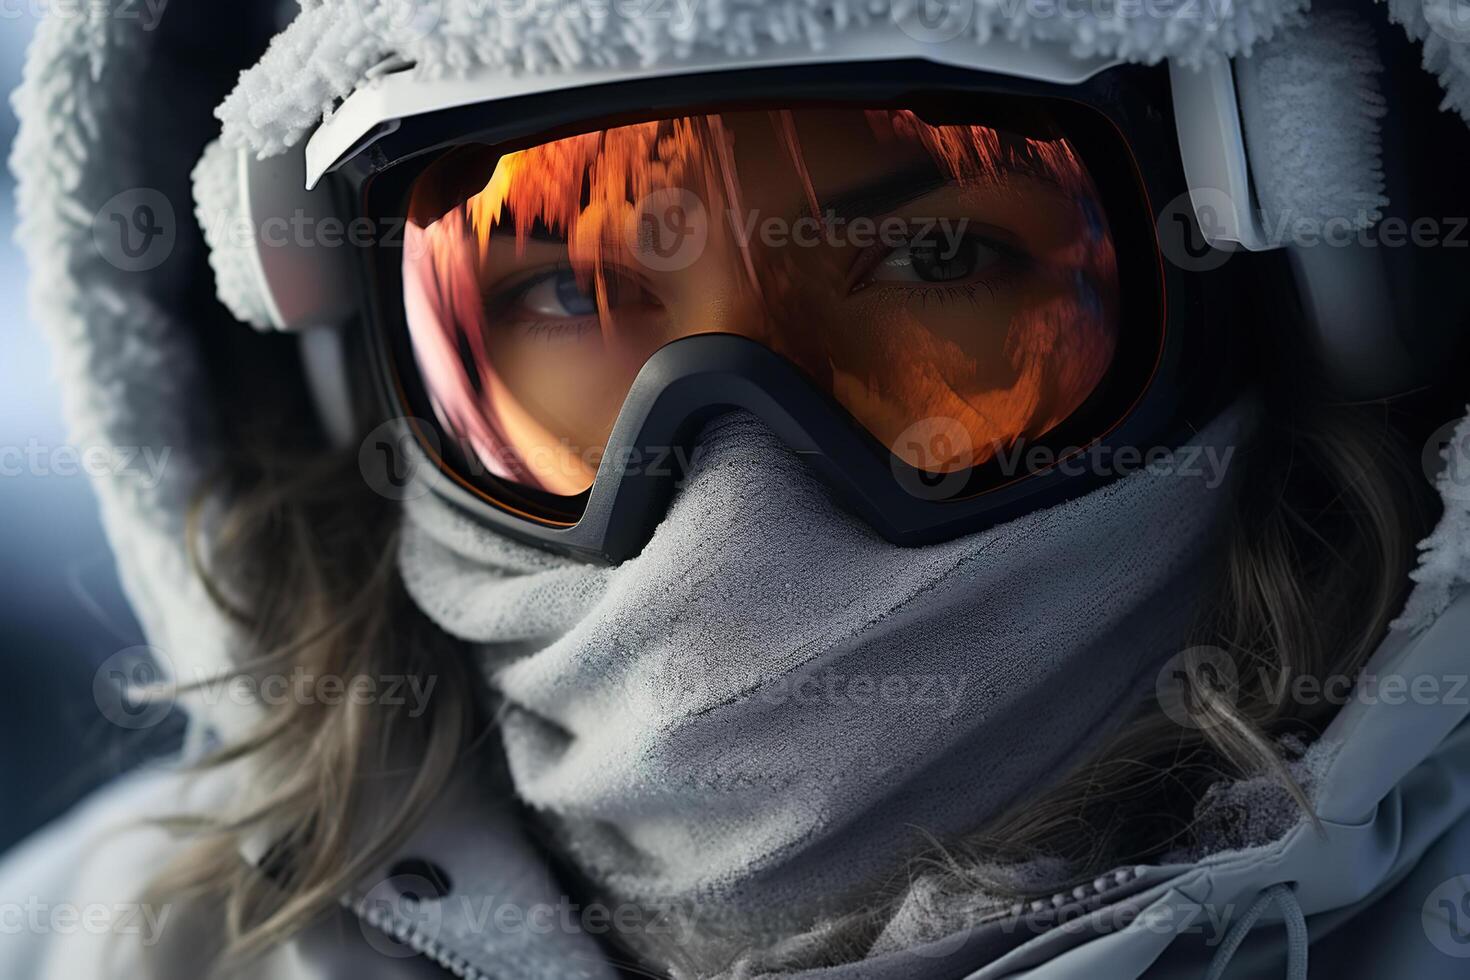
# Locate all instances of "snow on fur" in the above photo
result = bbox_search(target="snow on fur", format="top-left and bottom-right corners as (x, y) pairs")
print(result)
(218, 0), (1314, 156)
(1395, 410), (1470, 631)
(1386, 0), (1470, 121)
(9, 10), (251, 743)
(1235, 10), (1389, 233)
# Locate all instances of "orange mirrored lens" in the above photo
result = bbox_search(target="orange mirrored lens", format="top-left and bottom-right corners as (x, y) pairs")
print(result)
(402, 106), (1120, 498)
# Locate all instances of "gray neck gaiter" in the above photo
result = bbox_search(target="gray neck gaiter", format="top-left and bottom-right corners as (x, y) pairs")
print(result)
(398, 406), (1246, 961)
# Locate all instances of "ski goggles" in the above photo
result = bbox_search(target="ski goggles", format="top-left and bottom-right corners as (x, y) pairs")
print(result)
(339, 62), (1231, 563)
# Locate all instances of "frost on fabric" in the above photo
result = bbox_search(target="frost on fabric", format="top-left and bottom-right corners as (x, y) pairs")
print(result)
(837, 738), (1331, 966)
(861, 856), (1075, 955)
(1386, 0), (1470, 121)
(1164, 736), (1336, 862)
(1234, 11), (1389, 234)
(217, 0), (1313, 157)
(1394, 408), (1470, 632)
(9, 10), (249, 743)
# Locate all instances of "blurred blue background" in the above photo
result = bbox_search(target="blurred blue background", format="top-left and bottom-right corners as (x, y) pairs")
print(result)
(0, 19), (159, 856)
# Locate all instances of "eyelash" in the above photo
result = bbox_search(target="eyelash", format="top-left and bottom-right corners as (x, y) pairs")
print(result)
(521, 319), (600, 340)
(861, 280), (1007, 311)
(489, 230), (1025, 332)
(846, 232), (1025, 298)
(854, 256), (1022, 311)
(499, 263), (579, 304)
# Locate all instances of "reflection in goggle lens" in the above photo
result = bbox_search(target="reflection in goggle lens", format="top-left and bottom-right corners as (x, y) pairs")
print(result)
(402, 107), (1120, 501)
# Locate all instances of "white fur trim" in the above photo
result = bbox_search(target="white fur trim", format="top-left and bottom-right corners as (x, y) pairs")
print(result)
(1385, 0), (1470, 121)
(1394, 409), (1470, 631)
(9, 11), (255, 742)
(218, 0), (1313, 157)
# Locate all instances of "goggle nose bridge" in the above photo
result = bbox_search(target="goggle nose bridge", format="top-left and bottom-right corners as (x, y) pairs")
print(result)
(578, 333), (869, 563)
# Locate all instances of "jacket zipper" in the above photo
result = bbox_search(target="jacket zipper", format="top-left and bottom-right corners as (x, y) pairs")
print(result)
(344, 891), (496, 980)
(344, 865), (1151, 977)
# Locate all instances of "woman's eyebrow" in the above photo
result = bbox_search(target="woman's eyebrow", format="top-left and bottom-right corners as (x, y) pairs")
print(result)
(797, 154), (1074, 226)
(796, 166), (951, 224)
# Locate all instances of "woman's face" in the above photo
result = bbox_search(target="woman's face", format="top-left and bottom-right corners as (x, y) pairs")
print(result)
(405, 108), (1120, 495)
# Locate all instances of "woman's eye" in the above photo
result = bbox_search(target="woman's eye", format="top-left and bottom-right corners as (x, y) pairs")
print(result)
(510, 266), (661, 323)
(519, 268), (598, 318)
(867, 236), (1003, 285)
